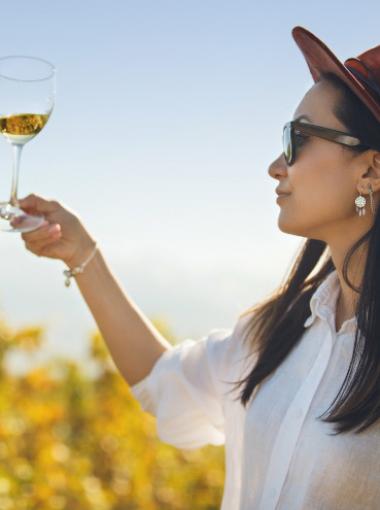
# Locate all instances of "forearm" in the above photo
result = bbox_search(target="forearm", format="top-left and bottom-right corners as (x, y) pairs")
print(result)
(69, 247), (173, 386)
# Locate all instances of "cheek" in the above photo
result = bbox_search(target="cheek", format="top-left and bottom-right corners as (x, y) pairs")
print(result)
(277, 155), (353, 235)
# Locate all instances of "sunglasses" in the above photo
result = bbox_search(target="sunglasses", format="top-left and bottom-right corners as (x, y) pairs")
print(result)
(282, 118), (371, 165)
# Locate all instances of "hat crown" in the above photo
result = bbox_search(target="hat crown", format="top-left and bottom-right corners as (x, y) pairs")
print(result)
(292, 25), (380, 124)
(356, 44), (380, 78)
(345, 45), (380, 98)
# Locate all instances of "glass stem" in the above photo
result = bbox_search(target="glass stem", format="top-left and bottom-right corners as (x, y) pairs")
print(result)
(10, 143), (23, 207)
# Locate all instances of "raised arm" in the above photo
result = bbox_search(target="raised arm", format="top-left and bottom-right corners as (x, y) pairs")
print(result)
(18, 194), (172, 386)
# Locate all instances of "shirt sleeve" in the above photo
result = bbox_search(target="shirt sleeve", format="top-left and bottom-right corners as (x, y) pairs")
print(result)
(129, 327), (237, 450)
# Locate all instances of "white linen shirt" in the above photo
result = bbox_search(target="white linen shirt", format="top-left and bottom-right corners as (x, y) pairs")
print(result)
(130, 269), (380, 509)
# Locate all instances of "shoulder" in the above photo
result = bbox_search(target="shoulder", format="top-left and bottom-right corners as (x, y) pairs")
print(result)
(205, 311), (259, 390)
(200, 312), (254, 365)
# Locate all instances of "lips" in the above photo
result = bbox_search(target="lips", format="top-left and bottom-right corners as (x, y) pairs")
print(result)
(275, 188), (291, 196)
(276, 191), (291, 204)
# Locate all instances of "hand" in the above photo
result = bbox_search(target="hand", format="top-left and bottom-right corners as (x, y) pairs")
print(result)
(18, 194), (97, 268)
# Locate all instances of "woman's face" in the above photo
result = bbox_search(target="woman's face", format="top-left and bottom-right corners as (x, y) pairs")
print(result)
(268, 79), (373, 242)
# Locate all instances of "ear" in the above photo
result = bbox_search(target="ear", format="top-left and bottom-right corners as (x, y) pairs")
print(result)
(357, 152), (380, 195)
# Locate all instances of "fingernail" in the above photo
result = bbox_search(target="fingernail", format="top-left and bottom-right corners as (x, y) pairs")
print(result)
(48, 224), (60, 233)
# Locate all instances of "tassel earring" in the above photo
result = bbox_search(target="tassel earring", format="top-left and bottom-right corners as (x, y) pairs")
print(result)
(368, 183), (375, 215)
(355, 191), (367, 216)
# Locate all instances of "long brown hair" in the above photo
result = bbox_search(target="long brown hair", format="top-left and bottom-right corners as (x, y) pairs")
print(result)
(230, 72), (380, 435)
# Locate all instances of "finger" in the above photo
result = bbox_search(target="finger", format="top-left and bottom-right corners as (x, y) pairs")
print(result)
(18, 194), (60, 214)
(25, 233), (61, 257)
(21, 222), (61, 243)
(20, 220), (50, 239)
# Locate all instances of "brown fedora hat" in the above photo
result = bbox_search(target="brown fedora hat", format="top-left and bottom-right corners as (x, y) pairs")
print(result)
(292, 26), (380, 124)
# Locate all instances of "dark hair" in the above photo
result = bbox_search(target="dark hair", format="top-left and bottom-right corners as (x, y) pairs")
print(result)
(230, 71), (380, 435)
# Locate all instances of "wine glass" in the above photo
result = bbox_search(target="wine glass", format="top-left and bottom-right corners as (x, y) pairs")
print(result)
(0, 55), (56, 233)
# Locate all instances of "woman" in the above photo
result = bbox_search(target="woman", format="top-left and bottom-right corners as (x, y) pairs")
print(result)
(18, 26), (380, 509)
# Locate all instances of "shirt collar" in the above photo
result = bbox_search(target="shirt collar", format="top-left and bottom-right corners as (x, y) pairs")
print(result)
(303, 269), (357, 335)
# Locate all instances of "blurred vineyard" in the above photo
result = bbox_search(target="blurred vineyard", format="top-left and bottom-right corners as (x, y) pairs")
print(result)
(0, 318), (225, 509)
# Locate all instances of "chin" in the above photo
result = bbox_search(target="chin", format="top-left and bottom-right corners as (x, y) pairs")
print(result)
(277, 214), (309, 238)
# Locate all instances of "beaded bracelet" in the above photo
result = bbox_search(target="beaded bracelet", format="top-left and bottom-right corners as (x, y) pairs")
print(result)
(63, 242), (98, 287)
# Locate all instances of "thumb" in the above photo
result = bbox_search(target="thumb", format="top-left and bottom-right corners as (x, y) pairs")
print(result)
(18, 194), (59, 214)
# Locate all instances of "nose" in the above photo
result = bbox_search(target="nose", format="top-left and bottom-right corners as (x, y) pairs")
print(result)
(268, 153), (288, 181)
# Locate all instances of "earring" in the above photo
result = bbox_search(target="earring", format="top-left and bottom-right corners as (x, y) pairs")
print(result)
(368, 183), (375, 215)
(355, 190), (367, 216)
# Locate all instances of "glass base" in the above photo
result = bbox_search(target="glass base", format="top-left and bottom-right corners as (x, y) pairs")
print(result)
(0, 202), (45, 233)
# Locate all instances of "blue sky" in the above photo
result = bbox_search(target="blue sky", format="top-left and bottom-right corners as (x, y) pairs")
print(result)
(1, 1), (379, 372)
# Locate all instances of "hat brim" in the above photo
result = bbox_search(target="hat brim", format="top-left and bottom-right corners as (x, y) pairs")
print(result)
(292, 26), (380, 124)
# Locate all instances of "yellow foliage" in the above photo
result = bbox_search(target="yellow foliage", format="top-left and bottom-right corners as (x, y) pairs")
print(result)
(11, 326), (44, 352)
(0, 316), (225, 509)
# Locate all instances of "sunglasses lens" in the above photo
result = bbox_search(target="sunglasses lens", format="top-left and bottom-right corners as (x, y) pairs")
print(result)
(283, 123), (292, 164)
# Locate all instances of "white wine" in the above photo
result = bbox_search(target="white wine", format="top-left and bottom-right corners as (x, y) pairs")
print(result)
(0, 113), (49, 144)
